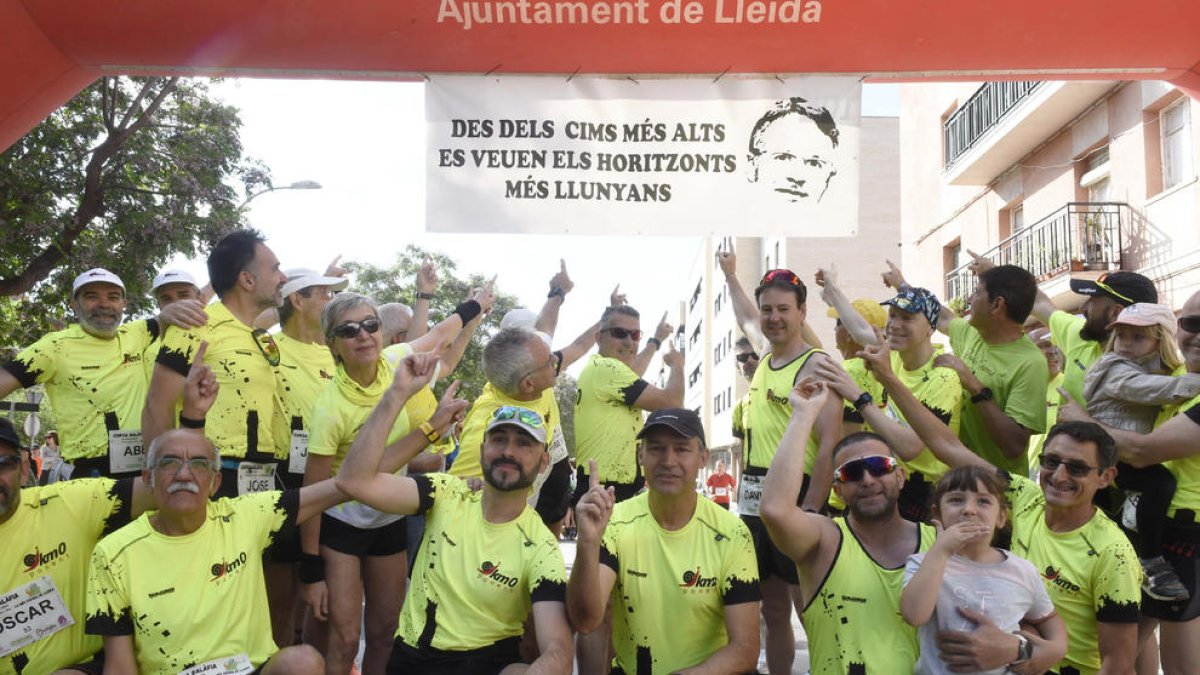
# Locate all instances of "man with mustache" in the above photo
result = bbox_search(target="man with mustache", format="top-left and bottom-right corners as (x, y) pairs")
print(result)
(569, 409), (761, 674)
(333, 361), (573, 675)
(0, 268), (205, 480)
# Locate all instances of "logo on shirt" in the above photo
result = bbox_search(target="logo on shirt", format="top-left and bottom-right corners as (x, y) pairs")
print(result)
(23, 542), (67, 572)
(1042, 566), (1081, 592)
(765, 389), (789, 406)
(478, 561), (520, 588)
(210, 552), (250, 582)
(122, 353), (142, 364)
(679, 567), (718, 589)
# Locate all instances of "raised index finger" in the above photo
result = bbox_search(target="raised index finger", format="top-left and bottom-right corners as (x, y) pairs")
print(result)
(588, 459), (600, 489)
(191, 340), (208, 368)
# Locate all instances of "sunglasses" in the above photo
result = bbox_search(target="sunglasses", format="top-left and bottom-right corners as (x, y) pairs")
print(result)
(0, 454), (20, 472)
(333, 317), (381, 340)
(1094, 273), (1135, 305)
(603, 327), (642, 341)
(834, 455), (899, 483)
(493, 405), (545, 428)
(153, 456), (216, 475)
(1179, 315), (1200, 334)
(736, 352), (759, 364)
(760, 269), (803, 287)
(251, 328), (281, 367)
(1039, 453), (1099, 478)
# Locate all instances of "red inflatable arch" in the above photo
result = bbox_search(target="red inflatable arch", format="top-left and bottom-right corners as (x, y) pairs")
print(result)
(3, 0), (1199, 151)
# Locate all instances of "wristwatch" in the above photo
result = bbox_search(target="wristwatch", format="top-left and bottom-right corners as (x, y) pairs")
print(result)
(1011, 633), (1033, 665)
(415, 291), (435, 301)
(970, 387), (994, 404)
(852, 392), (874, 412)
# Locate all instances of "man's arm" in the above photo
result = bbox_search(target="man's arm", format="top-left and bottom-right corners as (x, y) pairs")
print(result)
(677, 602), (760, 675)
(101, 635), (138, 675)
(816, 265), (880, 347)
(0, 369), (23, 401)
(534, 259), (573, 336)
(881, 259), (957, 334)
(1095, 621), (1137, 675)
(798, 365), (845, 513)
(717, 249), (766, 349)
(525, 601), (574, 675)
(630, 344), (684, 411)
(760, 378), (840, 563)
(859, 345), (992, 471)
(935, 353), (1031, 460)
(409, 258), (438, 341)
(812, 359), (925, 460)
(410, 283), (494, 354)
(556, 321), (600, 372)
(566, 462), (616, 633)
(142, 337), (205, 445)
(439, 314), (483, 375)
(630, 313), (671, 377)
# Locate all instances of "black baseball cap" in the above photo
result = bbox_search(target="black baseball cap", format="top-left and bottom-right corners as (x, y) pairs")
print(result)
(0, 417), (20, 452)
(637, 408), (706, 446)
(1069, 271), (1157, 307)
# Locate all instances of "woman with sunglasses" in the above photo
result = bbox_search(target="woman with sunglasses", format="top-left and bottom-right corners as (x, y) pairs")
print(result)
(302, 292), (471, 675)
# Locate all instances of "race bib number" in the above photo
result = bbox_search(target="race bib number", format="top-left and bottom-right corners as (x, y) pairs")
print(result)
(738, 474), (765, 516)
(548, 425), (568, 464)
(108, 430), (145, 474)
(179, 653), (254, 675)
(714, 486), (728, 498)
(288, 430), (308, 475)
(0, 577), (74, 657)
(236, 462), (277, 495)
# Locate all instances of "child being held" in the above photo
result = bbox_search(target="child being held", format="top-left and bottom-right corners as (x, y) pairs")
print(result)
(1082, 302), (1200, 602)
(901, 466), (1067, 675)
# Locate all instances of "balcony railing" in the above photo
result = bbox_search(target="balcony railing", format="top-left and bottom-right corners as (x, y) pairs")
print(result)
(945, 202), (1127, 310)
(943, 81), (1044, 168)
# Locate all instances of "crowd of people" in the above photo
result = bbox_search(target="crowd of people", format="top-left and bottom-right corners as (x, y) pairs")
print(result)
(2, 227), (1200, 675)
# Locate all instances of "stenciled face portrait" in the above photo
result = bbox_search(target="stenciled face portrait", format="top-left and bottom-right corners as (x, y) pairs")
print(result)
(748, 97), (840, 204)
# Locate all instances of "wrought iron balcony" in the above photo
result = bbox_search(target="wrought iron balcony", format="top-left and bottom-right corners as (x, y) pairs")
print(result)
(943, 80), (1044, 169)
(944, 202), (1128, 311)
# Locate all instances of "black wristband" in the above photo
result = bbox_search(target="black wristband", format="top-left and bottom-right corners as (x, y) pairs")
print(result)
(415, 291), (435, 301)
(647, 337), (662, 349)
(971, 387), (994, 404)
(548, 287), (566, 299)
(852, 392), (874, 412)
(179, 414), (206, 429)
(452, 299), (482, 325)
(298, 553), (325, 583)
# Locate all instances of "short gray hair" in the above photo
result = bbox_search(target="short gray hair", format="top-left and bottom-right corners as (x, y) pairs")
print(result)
(483, 328), (539, 396)
(321, 292), (378, 346)
(145, 429), (221, 470)
(600, 305), (639, 330)
(378, 303), (413, 344)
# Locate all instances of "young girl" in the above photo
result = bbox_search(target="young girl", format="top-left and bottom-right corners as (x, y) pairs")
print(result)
(1082, 302), (1200, 601)
(901, 466), (1067, 675)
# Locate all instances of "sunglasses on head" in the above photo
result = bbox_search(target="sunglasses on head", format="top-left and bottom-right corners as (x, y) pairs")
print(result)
(251, 328), (281, 367)
(493, 405), (545, 428)
(736, 352), (759, 364)
(1039, 453), (1099, 478)
(834, 455), (898, 483)
(604, 327), (642, 341)
(333, 317), (381, 340)
(760, 269), (802, 288)
(1179, 315), (1200, 334)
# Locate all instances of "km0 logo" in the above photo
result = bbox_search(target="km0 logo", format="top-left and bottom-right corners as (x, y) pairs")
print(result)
(679, 567), (718, 589)
(24, 542), (67, 572)
(210, 552), (249, 582)
(478, 561), (520, 588)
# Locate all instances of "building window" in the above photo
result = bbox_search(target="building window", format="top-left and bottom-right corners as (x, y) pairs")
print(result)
(689, 280), (702, 312)
(1163, 100), (1194, 190)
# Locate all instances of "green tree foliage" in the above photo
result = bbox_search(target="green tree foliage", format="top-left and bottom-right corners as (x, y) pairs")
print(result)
(0, 76), (260, 347)
(345, 245), (520, 400)
(553, 373), (578, 457)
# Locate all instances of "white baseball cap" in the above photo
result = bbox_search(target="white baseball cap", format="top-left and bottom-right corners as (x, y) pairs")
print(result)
(150, 269), (200, 293)
(500, 307), (538, 331)
(280, 268), (349, 299)
(72, 268), (125, 296)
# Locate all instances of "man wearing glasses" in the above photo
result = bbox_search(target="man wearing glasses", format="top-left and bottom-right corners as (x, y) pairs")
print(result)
(746, 97), (840, 204)
(868, 345), (1141, 674)
(1059, 290), (1200, 673)
(572, 305), (684, 505)
(0, 268), (205, 480)
(717, 250), (843, 675)
(333, 366), (573, 675)
(759, 378), (935, 674)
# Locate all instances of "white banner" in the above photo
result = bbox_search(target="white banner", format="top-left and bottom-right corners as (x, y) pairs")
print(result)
(426, 75), (861, 237)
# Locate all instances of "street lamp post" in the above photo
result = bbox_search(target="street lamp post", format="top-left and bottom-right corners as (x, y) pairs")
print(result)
(238, 179), (322, 210)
